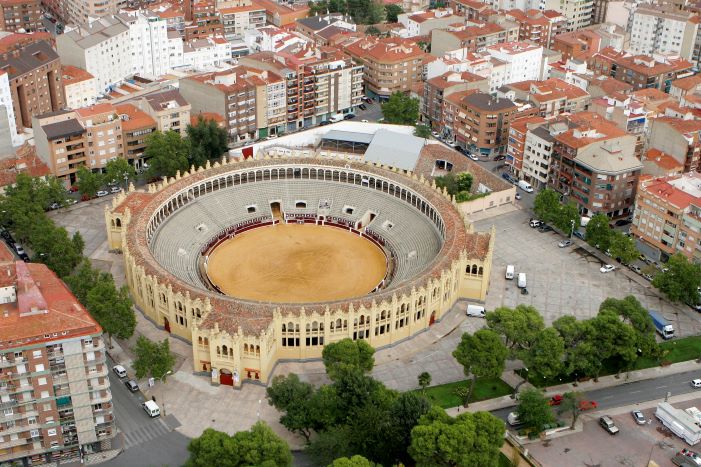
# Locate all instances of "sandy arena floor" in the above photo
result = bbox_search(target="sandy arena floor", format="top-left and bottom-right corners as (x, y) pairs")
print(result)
(206, 223), (387, 303)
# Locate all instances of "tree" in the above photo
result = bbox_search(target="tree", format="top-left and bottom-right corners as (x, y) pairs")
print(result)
(384, 3), (403, 22)
(585, 213), (612, 250)
(322, 338), (375, 380)
(85, 274), (136, 347)
(381, 92), (419, 125)
(65, 259), (98, 304)
(608, 231), (639, 264)
(331, 456), (377, 466)
(187, 116), (228, 167)
(186, 422), (292, 467)
(133, 336), (176, 380)
(452, 329), (508, 406)
(589, 310), (637, 378)
(553, 316), (595, 377)
(516, 388), (554, 434)
(266, 374), (317, 442)
(533, 189), (560, 224)
(599, 296), (659, 360)
(653, 253), (701, 304)
(365, 25), (381, 35)
(435, 172), (473, 198)
(385, 392), (431, 466)
(104, 158), (136, 188)
(76, 166), (102, 199)
(409, 407), (505, 467)
(366, 0), (386, 23)
(28, 216), (83, 277)
(485, 305), (544, 355)
(522, 328), (564, 381)
(414, 124), (431, 138)
(144, 130), (191, 178)
(307, 427), (354, 467)
(555, 201), (579, 235)
(557, 391), (585, 429)
(418, 371), (431, 393)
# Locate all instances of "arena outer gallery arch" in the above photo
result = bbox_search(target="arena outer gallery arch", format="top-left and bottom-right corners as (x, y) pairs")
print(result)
(105, 156), (494, 387)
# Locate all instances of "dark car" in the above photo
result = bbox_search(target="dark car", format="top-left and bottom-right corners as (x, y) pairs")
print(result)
(358, 104), (367, 110)
(538, 224), (553, 233)
(343, 114), (355, 120)
(573, 230), (585, 240)
(0, 229), (12, 242)
(365, 97), (373, 104)
(493, 155), (506, 161)
(614, 219), (632, 227)
(125, 380), (139, 392)
(319, 120), (330, 126)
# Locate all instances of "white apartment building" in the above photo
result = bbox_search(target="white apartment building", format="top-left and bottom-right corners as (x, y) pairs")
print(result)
(540, 0), (592, 31)
(629, 5), (698, 61)
(57, 17), (132, 95)
(243, 26), (307, 53)
(181, 36), (231, 71)
(397, 8), (461, 38)
(220, 2), (266, 41)
(0, 70), (20, 148)
(523, 124), (556, 188)
(487, 42), (543, 84)
(63, 0), (119, 25)
(117, 11), (179, 79)
(61, 65), (97, 110)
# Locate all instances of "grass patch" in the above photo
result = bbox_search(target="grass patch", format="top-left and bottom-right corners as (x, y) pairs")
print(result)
(498, 452), (512, 467)
(417, 377), (513, 409)
(520, 335), (701, 388)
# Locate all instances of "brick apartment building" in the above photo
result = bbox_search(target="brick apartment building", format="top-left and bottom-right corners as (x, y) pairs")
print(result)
(552, 30), (602, 62)
(548, 112), (642, 217)
(0, 259), (115, 465)
(116, 103), (156, 167)
(344, 37), (426, 99)
(33, 110), (87, 184)
(498, 78), (591, 118)
(132, 90), (191, 135)
(183, 0), (223, 41)
(0, 0), (42, 33)
(422, 71), (488, 133)
(632, 172), (701, 263)
(0, 39), (65, 130)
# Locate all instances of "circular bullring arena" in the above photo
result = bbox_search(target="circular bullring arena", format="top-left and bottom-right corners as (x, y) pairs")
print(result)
(108, 157), (493, 386)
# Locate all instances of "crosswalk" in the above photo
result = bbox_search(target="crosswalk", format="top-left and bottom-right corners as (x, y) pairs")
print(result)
(122, 418), (172, 450)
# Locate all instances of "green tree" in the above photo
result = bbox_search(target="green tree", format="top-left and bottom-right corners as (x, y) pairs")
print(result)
(452, 329), (508, 406)
(522, 328), (564, 381)
(322, 338), (375, 380)
(104, 158), (136, 188)
(585, 213), (612, 250)
(76, 166), (103, 199)
(186, 422), (292, 467)
(599, 296), (659, 360)
(64, 258), (98, 304)
(409, 407), (505, 467)
(653, 253), (701, 304)
(133, 336), (176, 380)
(266, 374), (317, 442)
(418, 371), (431, 393)
(85, 273), (135, 347)
(331, 455), (377, 467)
(187, 116), (229, 167)
(553, 316), (595, 377)
(555, 201), (579, 235)
(414, 124), (431, 138)
(365, 25), (381, 35)
(608, 231), (639, 264)
(590, 309), (637, 378)
(381, 92), (419, 125)
(308, 427), (354, 467)
(144, 130), (191, 178)
(556, 391), (585, 429)
(366, 0), (386, 23)
(486, 305), (545, 355)
(533, 189), (560, 224)
(384, 3), (403, 21)
(385, 392), (431, 466)
(516, 388), (554, 434)
(28, 216), (82, 277)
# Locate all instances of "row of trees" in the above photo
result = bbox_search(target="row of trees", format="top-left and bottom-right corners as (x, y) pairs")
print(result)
(75, 158), (135, 199)
(533, 189), (579, 235)
(263, 339), (505, 466)
(308, 0), (389, 24)
(434, 172), (474, 202)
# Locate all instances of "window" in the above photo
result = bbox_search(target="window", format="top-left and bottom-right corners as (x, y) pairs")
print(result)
(35, 363), (44, 372)
(246, 205), (256, 213)
(40, 391), (49, 399)
(37, 377), (46, 385)
(32, 350), (42, 359)
(47, 428), (57, 436)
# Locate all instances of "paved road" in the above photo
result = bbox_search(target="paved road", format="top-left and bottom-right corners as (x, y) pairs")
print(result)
(492, 370), (701, 422)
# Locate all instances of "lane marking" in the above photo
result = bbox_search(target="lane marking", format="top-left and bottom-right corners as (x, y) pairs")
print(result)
(655, 385), (667, 389)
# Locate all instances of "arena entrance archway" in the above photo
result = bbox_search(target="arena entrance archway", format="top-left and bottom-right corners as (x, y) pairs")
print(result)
(220, 369), (233, 386)
(429, 311), (436, 326)
(163, 317), (171, 333)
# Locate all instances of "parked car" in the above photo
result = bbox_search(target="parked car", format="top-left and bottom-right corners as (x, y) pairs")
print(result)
(558, 239), (572, 248)
(599, 416), (619, 435)
(361, 119), (368, 123)
(358, 104), (367, 110)
(691, 379), (701, 388)
(631, 410), (646, 425)
(468, 154), (479, 161)
(0, 229), (12, 242)
(13, 243), (25, 256)
(49, 202), (61, 210)
(548, 394), (563, 406)
(493, 155), (506, 161)
(600, 264), (615, 273)
(110, 186), (121, 194)
(125, 379), (139, 392)
(573, 230), (585, 240)
(364, 97), (373, 104)
(538, 224), (553, 233)
(65, 198), (78, 205)
(642, 273), (654, 281)
(343, 113), (355, 120)
(318, 120), (330, 126)
(580, 400), (598, 411)
(515, 193), (521, 200)
(629, 265), (642, 274)
(67, 185), (79, 193)
(614, 219), (632, 227)
(112, 365), (127, 378)
(96, 190), (109, 197)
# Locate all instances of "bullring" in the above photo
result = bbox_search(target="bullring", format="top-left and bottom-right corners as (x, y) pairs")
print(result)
(105, 155), (493, 387)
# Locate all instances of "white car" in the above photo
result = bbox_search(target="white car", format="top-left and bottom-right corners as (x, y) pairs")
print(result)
(468, 154), (479, 161)
(96, 190), (109, 197)
(631, 410), (646, 424)
(361, 119), (368, 123)
(600, 264), (615, 273)
(110, 186), (121, 194)
(112, 365), (127, 378)
(692, 379), (701, 388)
(558, 240), (572, 248)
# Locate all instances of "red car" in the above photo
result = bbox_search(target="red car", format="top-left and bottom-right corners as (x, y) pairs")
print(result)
(579, 400), (598, 411)
(68, 185), (79, 193)
(548, 394), (563, 406)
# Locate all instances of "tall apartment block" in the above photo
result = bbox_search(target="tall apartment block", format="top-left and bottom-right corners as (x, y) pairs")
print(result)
(0, 259), (114, 465)
(0, 0), (42, 33)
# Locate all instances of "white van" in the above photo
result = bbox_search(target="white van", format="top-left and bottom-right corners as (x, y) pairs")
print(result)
(329, 113), (344, 123)
(142, 400), (160, 418)
(507, 412), (521, 426)
(517, 273), (527, 288)
(505, 265), (515, 280)
(518, 180), (534, 193)
(466, 304), (486, 318)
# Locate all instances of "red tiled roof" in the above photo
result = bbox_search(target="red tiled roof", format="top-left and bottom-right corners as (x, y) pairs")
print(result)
(0, 145), (51, 189)
(0, 242), (14, 263)
(115, 104), (156, 132)
(75, 103), (116, 118)
(646, 148), (684, 171)
(61, 65), (93, 86)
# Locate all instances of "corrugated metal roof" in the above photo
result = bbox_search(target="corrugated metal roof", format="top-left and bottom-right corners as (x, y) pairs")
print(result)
(364, 129), (425, 171)
(321, 129), (374, 144)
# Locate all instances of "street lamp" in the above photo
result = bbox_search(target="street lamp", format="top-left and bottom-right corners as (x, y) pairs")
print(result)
(123, 171), (129, 191)
(159, 370), (173, 416)
(570, 219), (575, 239)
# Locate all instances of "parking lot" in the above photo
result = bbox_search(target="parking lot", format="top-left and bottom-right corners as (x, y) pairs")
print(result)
(474, 209), (701, 336)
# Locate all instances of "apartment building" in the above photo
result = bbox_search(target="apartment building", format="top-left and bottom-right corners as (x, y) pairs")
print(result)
(548, 112), (641, 217)
(552, 30), (602, 62)
(0, 260), (114, 466)
(486, 42), (543, 85)
(0, 144), (50, 193)
(648, 117), (701, 173)
(590, 94), (649, 158)
(243, 25), (308, 53)
(628, 5), (698, 61)
(57, 17), (131, 96)
(422, 71), (489, 132)
(589, 47), (693, 92)
(0, 70), (19, 148)
(397, 9), (463, 38)
(133, 89), (191, 134)
(240, 48), (362, 131)
(0, 40), (65, 130)
(430, 20), (519, 57)
(632, 172), (701, 262)
(61, 65), (96, 110)
(504, 9), (567, 48)
(116, 103), (156, 168)
(344, 37), (426, 99)
(182, 36), (230, 70)
(63, 0), (118, 25)
(74, 103), (123, 170)
(507, 115), (546, 177)
(33, 110), (86, 183)
(445, 91), (518, 157)
(220, 1), (266, 42)
(521, 120), (570, 189)
(183, 0), (223, 41)
(117, 11), (183, 79)
(0, 0), (42, 33)
(498, 78), (591, 118)
(541, 0), (593, 31)
(296, 13), (356, 43)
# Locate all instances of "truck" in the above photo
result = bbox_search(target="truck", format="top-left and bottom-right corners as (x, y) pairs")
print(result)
(517, 180), (534, 193)
(656, 402), (701, 445)
(672, 449), (701, 466)
(329, 113), (344, 123)
(649, 310), (675, 339)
